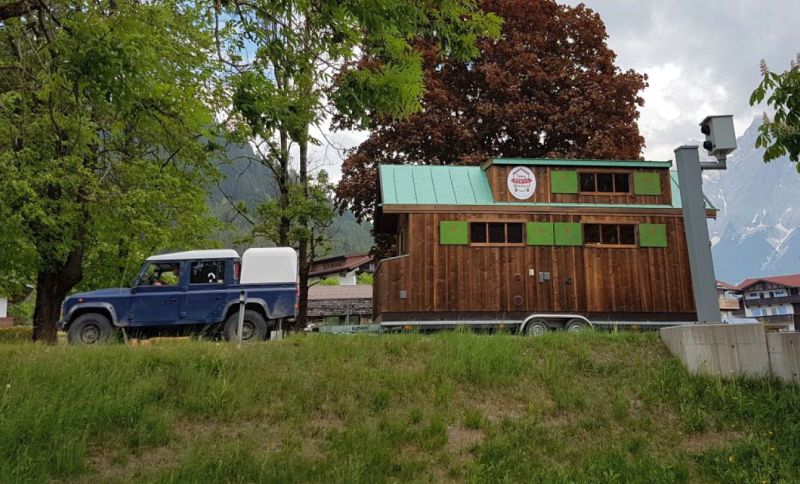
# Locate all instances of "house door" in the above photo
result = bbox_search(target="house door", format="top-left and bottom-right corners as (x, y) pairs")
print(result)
(525, 247), (554, 312)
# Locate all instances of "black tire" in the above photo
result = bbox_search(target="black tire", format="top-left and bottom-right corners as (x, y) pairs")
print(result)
(222, 309), (269, 342)
(68, 313), (114, 345)
(565, 319), (589, 333)
(524, 318), (549, 337)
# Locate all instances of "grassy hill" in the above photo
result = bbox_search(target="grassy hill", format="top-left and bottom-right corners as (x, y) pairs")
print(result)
(1, 332), (799, 482)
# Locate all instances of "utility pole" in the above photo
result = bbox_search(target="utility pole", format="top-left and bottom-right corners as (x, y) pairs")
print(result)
(675, 115), (737, 324)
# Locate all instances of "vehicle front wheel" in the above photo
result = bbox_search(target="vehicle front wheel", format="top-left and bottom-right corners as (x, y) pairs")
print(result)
(68, 313), (114, 345)
(223, 309), (269, 342)
(524, 318), (549, 337)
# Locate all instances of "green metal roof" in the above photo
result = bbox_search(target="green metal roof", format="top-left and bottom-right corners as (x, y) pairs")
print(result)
(378, 165), (715, 210)
(489, 158), (673, 169)
(379, 165), (495, 205)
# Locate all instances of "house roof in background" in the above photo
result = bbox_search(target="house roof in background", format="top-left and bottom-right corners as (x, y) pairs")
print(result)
(716, 280), (738, 291)
(737, 274), (800, 290)
(487, 158), (673, 169)
(308, 285), (373, 300)
(309, 253), (373, 277)
(378, 165), (715, 210)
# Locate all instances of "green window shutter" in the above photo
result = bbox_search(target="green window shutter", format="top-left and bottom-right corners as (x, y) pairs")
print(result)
(554, 222), (582, 246)
(634, 172), (661, 195)
(526, 222), (554, 245)
(551, 170), (578, 194)
(440, 221), (468, 245)
(639, 224), (668, 247)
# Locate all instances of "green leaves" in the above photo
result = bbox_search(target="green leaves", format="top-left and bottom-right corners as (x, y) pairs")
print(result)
(749, 56), (800, 164)
(0, 0), (222, 308)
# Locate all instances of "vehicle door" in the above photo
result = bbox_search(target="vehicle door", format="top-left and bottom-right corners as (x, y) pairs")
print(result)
(129, 261), (185, 325)
(185, 259), (230, 323)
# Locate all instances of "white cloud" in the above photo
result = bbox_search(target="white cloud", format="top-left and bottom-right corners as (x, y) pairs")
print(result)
(314, 0), (799, 179)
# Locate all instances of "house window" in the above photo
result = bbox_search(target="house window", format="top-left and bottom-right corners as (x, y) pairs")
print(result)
(579, 172), (631, 194)
(397, 229), (408, 255)
(751, 308), (763, 317)
(470, 222), (524, 245)
(583, 224), (636, 246)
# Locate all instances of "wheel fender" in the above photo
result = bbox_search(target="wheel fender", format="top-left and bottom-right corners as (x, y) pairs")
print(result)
(223, 298), (272, 321)
(64, 303), (119, 328)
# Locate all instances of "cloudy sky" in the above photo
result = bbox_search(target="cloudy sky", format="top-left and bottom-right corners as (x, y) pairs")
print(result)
(312, 0), (800, 180)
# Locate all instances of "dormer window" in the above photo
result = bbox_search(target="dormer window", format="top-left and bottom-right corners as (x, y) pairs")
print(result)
(579, 172), (630, 194)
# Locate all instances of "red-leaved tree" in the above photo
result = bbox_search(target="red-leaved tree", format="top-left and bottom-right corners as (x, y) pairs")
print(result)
(336, 0), (648, 228)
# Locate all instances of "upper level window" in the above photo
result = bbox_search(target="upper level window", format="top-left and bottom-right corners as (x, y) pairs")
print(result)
(470, 222), (524, 245)
(579, 172), (630, 193)
(583, 223), (636, 246)
(190, 260), (226, 284)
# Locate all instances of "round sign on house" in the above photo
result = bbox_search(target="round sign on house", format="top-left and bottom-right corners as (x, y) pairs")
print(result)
(507, 166), (536, 200)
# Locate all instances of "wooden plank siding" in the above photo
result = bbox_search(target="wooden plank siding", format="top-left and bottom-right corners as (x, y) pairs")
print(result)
(484, 165), (672, 205)
(374, 211), (696, 321)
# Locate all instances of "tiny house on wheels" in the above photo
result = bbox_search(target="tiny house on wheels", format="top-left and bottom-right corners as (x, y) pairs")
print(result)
(373, 158), (716, 332)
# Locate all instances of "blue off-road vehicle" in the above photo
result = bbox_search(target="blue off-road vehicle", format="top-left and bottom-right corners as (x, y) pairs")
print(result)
(59, 248), (297, 344)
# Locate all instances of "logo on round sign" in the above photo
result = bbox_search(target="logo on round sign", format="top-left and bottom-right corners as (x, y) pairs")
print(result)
(507, 166), (536, 200)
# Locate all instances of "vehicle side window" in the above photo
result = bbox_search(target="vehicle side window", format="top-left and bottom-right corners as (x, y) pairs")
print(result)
(190, 260), (226, 285)
(142, 262), (181, 286)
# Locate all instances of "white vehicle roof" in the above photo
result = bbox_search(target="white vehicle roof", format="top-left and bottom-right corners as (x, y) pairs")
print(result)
(147, 249), (240, 262)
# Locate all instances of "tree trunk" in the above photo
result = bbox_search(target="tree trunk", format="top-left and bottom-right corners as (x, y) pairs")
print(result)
(295, 139), (310, 328)
(32, 245), (84, 343)
(277, 130), (290, 247)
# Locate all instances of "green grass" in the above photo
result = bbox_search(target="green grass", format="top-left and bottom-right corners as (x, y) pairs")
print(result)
(1, 332), (799, 483)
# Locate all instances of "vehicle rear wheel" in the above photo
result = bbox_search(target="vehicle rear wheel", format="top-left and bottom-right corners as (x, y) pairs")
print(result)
(524, 318), (549, 337)
(68, 313), (114, 345)
(566, 319), (589, 333)
(223, 309), (268, 342)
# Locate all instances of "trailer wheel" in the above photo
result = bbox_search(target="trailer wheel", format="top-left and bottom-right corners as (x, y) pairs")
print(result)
(68, 313), (114, 345)
(223, 310), (268, 342)
(565, 319), (589, 333)
(524, 318), (549, 337)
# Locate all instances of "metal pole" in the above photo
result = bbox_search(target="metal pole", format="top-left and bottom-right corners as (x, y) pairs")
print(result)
(237, 289), (246, 349)
(674, 145), (721, 323)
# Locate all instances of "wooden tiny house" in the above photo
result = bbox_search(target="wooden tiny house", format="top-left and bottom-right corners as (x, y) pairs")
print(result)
(373, 159), (716, 323)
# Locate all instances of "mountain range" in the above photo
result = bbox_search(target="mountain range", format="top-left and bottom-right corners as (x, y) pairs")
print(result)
(704, 118), (800, 285)
(209, 142), (374, 257)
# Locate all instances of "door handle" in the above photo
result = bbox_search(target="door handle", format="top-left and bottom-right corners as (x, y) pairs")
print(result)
(168, 298), (177, 303)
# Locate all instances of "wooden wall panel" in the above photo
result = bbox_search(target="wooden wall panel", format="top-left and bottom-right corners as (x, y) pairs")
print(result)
(374, 211), (696, 320)
(486, 165), (672, 206)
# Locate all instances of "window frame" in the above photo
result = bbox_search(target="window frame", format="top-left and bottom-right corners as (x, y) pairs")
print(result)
(469, 221), (525, 246)
(582, 223), (638, 248)
(577, 170), (632, 195)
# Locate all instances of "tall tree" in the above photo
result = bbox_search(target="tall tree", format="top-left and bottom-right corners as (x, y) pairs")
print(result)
(336, 0), (648, 226)
(751, 54), (800, 167)
(0, 1), (221, 342)
(217, 0), (500, 327)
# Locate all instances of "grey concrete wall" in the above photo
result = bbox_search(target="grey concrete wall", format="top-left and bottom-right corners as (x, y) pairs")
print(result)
(660, 324), (771, 377)
(766, 332), (800, 383)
